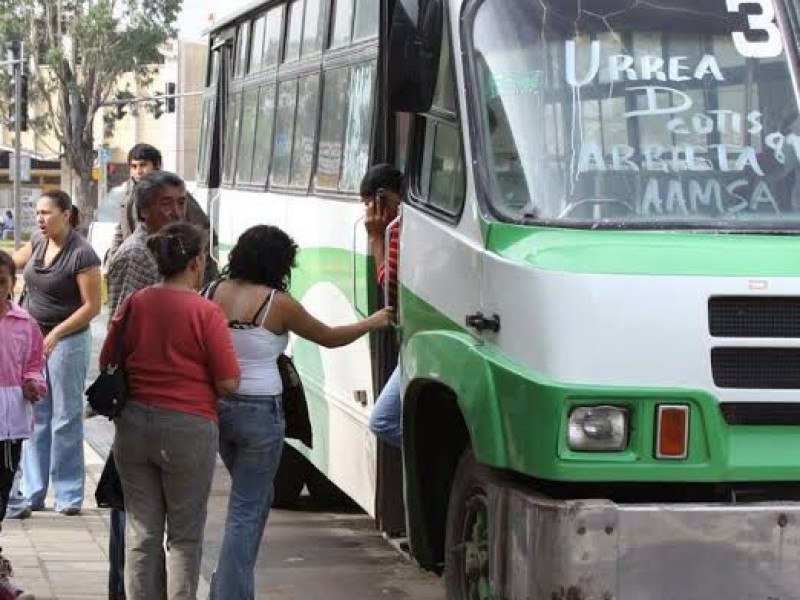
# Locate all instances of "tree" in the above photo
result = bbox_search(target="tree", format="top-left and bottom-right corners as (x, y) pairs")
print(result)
(0, 0), (182, 217)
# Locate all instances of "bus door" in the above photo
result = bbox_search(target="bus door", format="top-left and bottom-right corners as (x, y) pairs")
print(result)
(369, 0), (413, 538)
(202, 31), (234, 264)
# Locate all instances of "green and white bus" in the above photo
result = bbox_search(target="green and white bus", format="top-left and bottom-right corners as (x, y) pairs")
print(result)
(196, 0), (800, 598)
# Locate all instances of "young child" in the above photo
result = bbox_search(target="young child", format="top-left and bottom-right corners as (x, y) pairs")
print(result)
(0, 249), (44, 600)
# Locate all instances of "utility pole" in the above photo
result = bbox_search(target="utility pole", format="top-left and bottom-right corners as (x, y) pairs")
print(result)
(7, 40), (24, 251)
(98, 110), (108, 209)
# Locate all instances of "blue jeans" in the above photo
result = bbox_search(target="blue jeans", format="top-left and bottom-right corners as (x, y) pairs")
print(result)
(369, 365), (403, 448)
(210, 394), (285, 600)
(20, 328), (90, 511)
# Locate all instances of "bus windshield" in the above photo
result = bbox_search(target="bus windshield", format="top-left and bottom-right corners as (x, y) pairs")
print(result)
(468, 0), (800, 230)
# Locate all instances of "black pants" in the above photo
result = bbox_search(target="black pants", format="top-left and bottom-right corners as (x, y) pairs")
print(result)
(0, 440), (23, 525)
(109, 509), (125, 600)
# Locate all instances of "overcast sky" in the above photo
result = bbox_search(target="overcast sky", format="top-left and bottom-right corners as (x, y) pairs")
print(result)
(177, 0), (252, 40)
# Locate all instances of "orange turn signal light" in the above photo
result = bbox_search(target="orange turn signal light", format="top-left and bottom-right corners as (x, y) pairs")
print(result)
(656, 405), (689, 459)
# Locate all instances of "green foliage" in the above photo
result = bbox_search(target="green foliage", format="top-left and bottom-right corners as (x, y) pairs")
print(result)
(0, 0), (182, 208)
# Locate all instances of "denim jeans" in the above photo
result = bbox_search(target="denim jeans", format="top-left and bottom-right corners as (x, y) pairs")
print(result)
(20, 328), (90, 511)
(114, 401), (217, 600)
(210, 394), (285, 600)
(369, 365), (403, 448)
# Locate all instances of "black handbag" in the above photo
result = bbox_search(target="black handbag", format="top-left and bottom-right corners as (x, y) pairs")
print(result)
(95, 451), (125, 511)
(278, 353), (313, 448)
(85, 295), (135, 419)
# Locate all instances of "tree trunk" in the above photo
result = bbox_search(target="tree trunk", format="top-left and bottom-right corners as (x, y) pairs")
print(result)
(71, 166), (97, 228)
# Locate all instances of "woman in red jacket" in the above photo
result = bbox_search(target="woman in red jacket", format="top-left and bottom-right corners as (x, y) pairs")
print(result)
(100, 222), (240, 600)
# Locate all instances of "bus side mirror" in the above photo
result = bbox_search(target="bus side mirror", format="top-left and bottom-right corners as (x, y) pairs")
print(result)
(388, 0), (443, 113)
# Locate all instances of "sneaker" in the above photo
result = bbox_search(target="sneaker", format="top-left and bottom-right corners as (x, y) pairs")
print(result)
(0, 553), (34, 599)
(0, 579), (34, 599)
(58, 507), (80, 516)
(5, 508), (30, 520)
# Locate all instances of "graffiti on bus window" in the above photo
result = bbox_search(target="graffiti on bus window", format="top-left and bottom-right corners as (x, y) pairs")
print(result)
(340, 63), (376, 192)
(562, 37), (797, 217)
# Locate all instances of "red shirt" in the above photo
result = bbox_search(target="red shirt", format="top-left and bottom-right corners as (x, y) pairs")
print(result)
(100, 287), (240, 422)
(376, 220), (399, 307)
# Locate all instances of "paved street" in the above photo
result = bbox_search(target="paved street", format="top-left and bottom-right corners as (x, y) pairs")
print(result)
(0, 310), (445, 599)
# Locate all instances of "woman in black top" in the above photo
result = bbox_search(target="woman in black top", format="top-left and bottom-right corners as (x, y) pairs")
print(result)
(12, 190), (101, 516)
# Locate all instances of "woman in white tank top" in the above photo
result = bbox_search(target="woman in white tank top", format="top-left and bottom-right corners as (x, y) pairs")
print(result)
(206, 225), (391, 600)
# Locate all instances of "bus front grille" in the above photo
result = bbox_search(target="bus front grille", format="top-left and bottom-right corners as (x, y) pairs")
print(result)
(709, 296), (800, 338)
(720, 402), (800, 426)
(712, 348), (800, 389)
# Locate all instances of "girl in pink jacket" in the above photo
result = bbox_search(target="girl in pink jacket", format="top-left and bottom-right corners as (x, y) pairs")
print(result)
(0, 249), (45, 600)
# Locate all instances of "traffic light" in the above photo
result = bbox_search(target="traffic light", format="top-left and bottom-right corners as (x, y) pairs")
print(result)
(114, 92), (130, 120)
(152, 92), (164, 119)
(5, 39), (21, 68)
(8, 73), (29, 132)
(166, 82), (176, 113)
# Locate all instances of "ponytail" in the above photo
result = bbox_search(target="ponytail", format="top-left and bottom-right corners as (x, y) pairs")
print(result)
(69, 205), (81, 229)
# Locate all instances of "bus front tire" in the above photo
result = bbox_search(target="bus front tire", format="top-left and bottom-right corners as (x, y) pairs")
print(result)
(272, 443), (308, 509)
(444, 449), (493, 600)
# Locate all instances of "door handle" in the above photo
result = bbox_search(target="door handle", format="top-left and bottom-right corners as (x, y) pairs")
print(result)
(465, 312), (500, 333)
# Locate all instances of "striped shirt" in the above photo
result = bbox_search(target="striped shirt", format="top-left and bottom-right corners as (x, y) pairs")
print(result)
(107, 223), (160, 318)
(376, 220), (399, 308)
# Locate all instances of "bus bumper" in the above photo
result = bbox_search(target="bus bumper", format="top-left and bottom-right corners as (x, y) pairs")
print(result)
(490, 484), (800, 600)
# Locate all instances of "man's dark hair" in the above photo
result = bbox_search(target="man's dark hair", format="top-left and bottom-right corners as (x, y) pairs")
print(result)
(128, 143), (162, 167)
(359, 164), (405, 198)
(134, 171), (185, 222)
(227, 225), (298, 292)
(147, 222), (207, 279)
(5, 210), (11, 219)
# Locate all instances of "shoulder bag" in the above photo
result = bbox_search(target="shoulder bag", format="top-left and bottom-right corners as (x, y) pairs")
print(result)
(85, 294), (135, 419)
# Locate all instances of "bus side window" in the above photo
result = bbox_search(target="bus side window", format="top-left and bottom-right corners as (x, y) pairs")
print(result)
(235, 88), (260, 185)
(415, 20), (466, 218)
(252, 84), (276, 186)
(314, 61), (376, 194)
(271, 80), (299, 187)
(235, 22), (251, 77)
(316, 68), (349, 190)
(340, 62), (376, 191)
(290, 75), (321, 189)
(222, 92), (242, 186)
(285, 0), (304, 63)
(353, 0), (379, 42)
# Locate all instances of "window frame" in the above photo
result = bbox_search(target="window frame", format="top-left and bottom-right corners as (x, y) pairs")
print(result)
(406, 16), (467, 224)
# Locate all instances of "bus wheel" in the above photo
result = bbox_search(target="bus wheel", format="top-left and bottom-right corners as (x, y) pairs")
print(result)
(444, 449), (493, 600)
(272, 443), (307, 509)
(306, 467), (352, 508)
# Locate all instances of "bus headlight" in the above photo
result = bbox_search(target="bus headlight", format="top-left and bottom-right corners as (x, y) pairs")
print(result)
(568, 406), (629, 451)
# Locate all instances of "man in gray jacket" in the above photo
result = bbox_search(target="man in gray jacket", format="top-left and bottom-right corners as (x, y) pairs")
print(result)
(108, 143), (217, 282)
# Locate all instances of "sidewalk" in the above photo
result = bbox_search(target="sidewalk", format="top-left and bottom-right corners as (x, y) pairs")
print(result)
(1, 442), (110, 600)
(1, 436), (212, 600)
